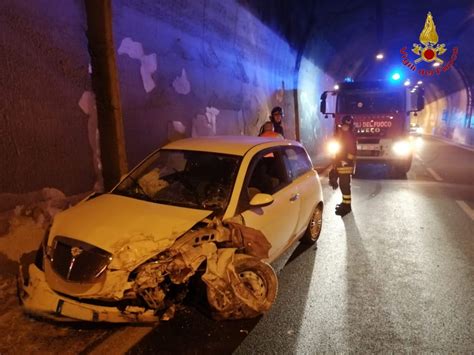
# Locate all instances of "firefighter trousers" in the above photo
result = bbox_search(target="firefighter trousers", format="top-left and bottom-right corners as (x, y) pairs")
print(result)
(339, 173), (352, 205)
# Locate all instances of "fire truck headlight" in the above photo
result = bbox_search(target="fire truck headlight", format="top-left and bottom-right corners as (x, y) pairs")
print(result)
(392, 140), (412, 156)
(327, 140), (341, 155)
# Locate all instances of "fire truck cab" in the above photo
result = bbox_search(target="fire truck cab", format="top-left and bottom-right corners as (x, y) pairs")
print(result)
(320, 81), (425, 174)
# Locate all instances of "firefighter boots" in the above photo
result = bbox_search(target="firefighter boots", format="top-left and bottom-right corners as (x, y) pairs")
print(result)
(335, 203), (352, 217)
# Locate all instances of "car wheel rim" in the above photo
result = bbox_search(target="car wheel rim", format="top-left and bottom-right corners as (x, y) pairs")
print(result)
(309, 207), (323, 239)
(239, 271), (267, 300)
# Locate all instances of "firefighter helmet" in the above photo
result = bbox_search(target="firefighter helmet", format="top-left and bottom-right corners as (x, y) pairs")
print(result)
(271, 106), (284, 116)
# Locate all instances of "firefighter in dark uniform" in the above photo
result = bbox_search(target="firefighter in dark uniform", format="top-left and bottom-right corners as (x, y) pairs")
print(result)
(269, 106), (284, 137)
(329, 115), (357, 216)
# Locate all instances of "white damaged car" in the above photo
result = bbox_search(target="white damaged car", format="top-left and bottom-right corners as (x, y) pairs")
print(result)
(18, 136), (323, 322)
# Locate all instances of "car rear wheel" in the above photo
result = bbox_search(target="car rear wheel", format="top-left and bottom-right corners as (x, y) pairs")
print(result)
(301, 203), (323, 245)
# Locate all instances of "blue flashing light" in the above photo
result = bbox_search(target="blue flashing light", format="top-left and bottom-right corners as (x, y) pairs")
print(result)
(343, 76), (354, 83)
(391, 72), (401, 81)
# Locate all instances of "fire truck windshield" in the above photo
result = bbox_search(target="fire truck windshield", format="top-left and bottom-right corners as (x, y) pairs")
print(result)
(337, 91), (403, 114)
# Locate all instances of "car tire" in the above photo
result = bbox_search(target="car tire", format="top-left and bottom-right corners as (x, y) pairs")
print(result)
(231, 254), (278, 318)
(301, 203), (323, 245)
(208, 254), (278, 320)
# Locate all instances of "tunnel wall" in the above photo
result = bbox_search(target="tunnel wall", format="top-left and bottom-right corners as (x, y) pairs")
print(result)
(418, 67), (473, 147)
(0, 0), (98, 208)
(112, 0), (298, 167)
(297, 39), (338, 166)
(420, 88), (472, 146)
(0, 0), (302, 212)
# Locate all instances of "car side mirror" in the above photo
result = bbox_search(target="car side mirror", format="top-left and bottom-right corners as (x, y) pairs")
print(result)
(249, 193), (274, 208)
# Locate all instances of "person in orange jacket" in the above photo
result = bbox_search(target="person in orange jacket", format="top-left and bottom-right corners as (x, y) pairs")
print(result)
(329, 115), (357, 216)
(259, 107), (285, 137)
(259, 121), (284, 139)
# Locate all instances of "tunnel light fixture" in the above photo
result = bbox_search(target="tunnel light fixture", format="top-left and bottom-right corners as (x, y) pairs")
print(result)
(334, 84), (340, 90)
(404, 80), (411, 86)
(433, 62), (441, 67)
(376, 53), (384, 60)
(417, 80), (423, 85)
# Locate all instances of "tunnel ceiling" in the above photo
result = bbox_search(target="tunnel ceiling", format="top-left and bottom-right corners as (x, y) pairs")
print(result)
(240, 0), (474, 98)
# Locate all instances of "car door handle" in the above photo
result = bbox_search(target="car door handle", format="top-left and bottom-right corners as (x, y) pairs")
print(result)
(290, 193), (300, 202)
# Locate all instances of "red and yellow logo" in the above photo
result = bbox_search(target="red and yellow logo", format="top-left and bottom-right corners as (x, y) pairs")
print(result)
(400, 12), (458, 76)
(412, 12), (446, 64)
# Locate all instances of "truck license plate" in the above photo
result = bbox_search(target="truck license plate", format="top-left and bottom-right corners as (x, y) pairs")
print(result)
(357, 144), (380, 151)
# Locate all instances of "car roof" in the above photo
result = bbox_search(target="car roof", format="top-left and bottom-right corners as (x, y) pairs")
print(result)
(162, 136), (301, 156)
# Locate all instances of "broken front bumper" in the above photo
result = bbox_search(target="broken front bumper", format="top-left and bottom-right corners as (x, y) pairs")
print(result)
(18, 263), (158, 323)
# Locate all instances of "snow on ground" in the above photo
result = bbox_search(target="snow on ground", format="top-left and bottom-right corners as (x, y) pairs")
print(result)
(0, 188), (116, 354)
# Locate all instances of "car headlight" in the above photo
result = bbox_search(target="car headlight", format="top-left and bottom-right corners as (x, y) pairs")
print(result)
(327, 140), (341, 155)
(392, 140), (412, 156)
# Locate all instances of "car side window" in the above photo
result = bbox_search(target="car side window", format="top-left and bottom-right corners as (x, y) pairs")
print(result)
(283, 146), (313, 180)
(246, 149), (288, 200)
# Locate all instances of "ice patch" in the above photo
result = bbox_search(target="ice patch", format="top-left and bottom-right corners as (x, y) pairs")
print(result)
(172, 68), (191, 95)
(118, 37), (157, 93)
(167, 121), (187, 142)
(78, 91), (103, 191)
(192, 107), (220, 137)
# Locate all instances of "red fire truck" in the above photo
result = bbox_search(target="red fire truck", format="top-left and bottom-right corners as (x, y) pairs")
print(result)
(320, 81), (425, 174)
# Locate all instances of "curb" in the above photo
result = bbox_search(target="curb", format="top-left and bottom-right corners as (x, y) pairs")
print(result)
(428, 134), (474, 153)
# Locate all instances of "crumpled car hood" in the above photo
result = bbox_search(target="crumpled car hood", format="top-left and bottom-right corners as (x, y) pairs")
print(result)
(49, 194), (212, 269)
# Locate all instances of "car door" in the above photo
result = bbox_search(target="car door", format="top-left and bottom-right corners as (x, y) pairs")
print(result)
(240, 147), (301, 262)
(282, 146), (319, 236)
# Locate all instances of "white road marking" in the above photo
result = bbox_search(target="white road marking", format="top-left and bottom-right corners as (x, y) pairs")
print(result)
(426, 167), (443, 181)
(89, 326), (154, 355)
(455, 200), (474, 221)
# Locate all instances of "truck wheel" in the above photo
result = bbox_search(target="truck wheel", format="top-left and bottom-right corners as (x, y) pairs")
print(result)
(391, 158), (412, 177)
(301, 203), (323, 245)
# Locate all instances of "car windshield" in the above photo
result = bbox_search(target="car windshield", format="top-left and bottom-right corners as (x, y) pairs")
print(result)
(113, 149), (241, 213)
(337, 91), (403, 114)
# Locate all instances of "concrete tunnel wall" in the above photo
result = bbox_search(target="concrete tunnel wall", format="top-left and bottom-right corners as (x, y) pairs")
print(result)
(0, 0), (97, 203)
(112, 0), (299, 168)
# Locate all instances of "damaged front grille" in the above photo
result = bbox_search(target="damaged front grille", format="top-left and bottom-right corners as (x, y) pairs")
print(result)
(51, 236), (112, 283)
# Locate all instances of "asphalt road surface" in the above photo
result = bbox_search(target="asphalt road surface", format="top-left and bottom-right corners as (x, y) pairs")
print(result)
(2, 136), (473, 354)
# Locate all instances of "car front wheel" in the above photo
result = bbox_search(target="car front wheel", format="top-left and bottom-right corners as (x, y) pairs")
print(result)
(301, 203), (323, 245)
(207, 254), (278, 320)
